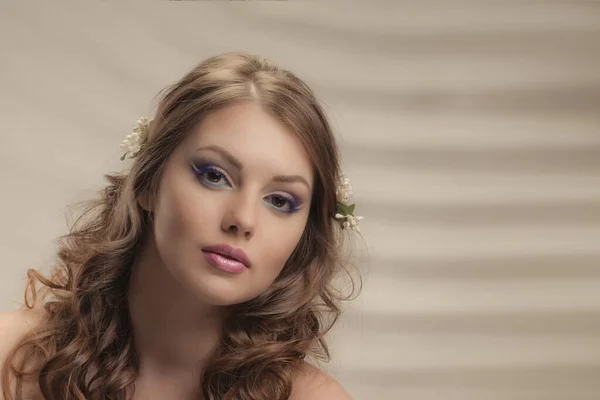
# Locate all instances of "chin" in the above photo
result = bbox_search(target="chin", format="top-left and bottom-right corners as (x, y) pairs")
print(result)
(184, 275), (259, 307)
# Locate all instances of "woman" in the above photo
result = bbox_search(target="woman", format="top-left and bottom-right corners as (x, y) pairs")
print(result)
(0, 52), (363, 400)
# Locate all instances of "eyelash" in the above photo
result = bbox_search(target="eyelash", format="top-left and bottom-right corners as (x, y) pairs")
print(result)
(191, 163), (302, 214)
(192, 163), (233, 189)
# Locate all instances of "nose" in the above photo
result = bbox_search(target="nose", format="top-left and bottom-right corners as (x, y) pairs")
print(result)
(220, 190), (256, 240)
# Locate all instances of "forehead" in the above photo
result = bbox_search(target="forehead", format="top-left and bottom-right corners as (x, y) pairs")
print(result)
(183, 102), (314, 180)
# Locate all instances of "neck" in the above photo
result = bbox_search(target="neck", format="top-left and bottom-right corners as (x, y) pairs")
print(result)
(127, 230), (227, 384)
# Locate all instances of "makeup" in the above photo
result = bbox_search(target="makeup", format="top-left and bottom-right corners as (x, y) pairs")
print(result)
(201, 244), (251, 274)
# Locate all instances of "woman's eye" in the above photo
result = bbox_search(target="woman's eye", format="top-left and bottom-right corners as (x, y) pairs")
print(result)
(265, 194), (300, 214)
(205, 171), (224, 183)
(192, 163), (231, 188)
(271, 196), (287, 208)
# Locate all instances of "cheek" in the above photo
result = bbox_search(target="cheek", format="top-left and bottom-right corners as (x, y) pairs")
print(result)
(258, 217), (307, 278)
(155, 181), (216, 251)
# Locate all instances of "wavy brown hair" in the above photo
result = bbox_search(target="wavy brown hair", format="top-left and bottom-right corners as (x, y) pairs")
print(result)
(2, 52), (360, 400)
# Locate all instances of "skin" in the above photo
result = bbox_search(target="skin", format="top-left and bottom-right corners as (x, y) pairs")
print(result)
(0, 101), (352, 400)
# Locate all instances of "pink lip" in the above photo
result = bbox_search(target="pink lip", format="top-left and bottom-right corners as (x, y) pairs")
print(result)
(202, 251), (246, 274)
(201, 244), (252, 269)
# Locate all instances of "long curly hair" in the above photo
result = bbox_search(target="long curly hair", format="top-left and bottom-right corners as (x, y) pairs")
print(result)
(1, 52), (360, 400)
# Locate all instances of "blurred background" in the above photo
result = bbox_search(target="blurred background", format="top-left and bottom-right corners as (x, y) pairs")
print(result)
(1, 1), (599, 399)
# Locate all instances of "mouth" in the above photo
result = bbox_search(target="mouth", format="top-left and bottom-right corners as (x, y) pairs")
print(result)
(201, 244), (252, 269)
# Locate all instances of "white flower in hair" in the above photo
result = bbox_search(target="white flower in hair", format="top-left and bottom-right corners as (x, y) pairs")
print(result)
(333, 173), (364, 232)
(335, 174), (353, 203)
(120, 117), (152, 160)
(335, 213), (364, 232)
(120, 132), (142, 159)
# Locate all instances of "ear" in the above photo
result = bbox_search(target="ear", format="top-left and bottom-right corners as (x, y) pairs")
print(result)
(137, 192), (152, 213)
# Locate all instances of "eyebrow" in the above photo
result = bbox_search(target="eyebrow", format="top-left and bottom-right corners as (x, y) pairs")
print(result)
(196, 145), (243, 171)
(195, 145), (311, 190)
(272, 174), (311, 190)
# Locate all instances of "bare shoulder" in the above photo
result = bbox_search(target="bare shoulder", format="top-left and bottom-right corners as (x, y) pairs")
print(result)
(0, 307), (47, 399)
(290, 362), (353, 400)
(0, 306), (46, 362)
(0, 307), (46, 350)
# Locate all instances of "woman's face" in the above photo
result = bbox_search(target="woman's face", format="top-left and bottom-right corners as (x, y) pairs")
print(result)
(145, 102), (314, 306)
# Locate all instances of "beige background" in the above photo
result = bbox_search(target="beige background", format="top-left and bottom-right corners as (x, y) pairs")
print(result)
(1, 1), (600, 399)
